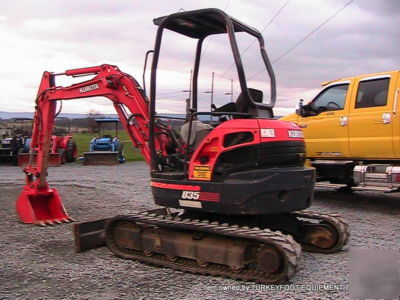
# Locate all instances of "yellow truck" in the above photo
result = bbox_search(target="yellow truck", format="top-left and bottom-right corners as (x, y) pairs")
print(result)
(281, 70), (400, 192)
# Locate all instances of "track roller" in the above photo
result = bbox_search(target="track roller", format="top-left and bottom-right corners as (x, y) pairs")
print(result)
(104, 212), (302, 284)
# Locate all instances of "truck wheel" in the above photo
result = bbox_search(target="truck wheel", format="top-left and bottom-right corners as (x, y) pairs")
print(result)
(65, 139), (77, 162)
(337, 183), (354, 193)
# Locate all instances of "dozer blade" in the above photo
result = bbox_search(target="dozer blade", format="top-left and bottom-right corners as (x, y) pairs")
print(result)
(73, 218), (111, 252)
(73, 209), (167, 252)
(18, 153), (62, 167)
(83, 151), (119, 165)
(16, 186), (74, 225)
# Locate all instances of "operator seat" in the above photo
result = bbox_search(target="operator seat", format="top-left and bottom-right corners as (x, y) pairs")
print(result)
(236, 88), (263, 113)
(181, 120), (213, 150)
(180, 88), (264, 149)
(213, 88), (264, 118)
(235, 88), (263, 117)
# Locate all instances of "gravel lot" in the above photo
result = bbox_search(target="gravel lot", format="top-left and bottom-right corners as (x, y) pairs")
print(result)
(0, 162), (399, 299)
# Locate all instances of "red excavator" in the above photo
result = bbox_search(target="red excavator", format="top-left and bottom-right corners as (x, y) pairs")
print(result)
(16, 9), (349, 283)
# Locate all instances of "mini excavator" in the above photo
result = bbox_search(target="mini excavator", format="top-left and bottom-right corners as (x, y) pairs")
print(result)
(16, 9), (349, 283)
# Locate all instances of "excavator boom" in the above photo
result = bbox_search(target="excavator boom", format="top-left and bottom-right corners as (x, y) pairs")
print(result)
(16, 64), (170, 225)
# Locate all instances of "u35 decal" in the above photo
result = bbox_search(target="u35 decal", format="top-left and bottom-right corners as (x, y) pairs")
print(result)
(181, 191), (200, 200)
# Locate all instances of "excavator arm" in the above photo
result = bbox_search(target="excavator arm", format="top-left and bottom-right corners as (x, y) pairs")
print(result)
(17, 64), (171, 225)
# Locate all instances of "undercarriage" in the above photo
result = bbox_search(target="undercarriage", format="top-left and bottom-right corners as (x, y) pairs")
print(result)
(74, 209), (349, 284)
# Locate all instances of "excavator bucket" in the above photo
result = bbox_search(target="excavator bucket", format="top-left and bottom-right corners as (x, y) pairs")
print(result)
(16, 186), (74, 226)
(83, 151), (119, 165)
(18, 153), (62, 167)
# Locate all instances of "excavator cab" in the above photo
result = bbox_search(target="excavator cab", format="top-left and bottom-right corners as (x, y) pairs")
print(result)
(149, 9), (275, 170)
(148, 9), (314, 215)
(149, 9), (276, 168)
(151, 8), (275, 118)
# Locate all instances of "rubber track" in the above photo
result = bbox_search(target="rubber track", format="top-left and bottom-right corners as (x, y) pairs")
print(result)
(292, 210), (350, 253)
(105, 211), (302, 284)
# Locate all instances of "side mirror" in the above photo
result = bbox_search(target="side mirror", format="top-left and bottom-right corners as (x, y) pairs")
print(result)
(296, 99), (305, 116)
(248, 88), (263, 103)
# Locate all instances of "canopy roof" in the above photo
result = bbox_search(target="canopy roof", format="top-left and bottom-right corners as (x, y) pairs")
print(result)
(153, 8), (259, 39)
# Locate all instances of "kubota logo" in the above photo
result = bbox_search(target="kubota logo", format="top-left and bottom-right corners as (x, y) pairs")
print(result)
(79, 83), (99, 93)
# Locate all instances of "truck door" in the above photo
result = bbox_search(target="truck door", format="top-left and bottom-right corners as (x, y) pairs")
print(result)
(393, 73), (400, 157)
(348, 74), (397, 159)
(297, 82), (352, 158)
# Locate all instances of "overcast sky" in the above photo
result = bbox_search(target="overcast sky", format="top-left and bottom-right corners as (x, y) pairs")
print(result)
(0, 0), (399, 116)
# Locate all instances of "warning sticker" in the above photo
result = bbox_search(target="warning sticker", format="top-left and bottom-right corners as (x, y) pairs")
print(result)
(193, 165), (211, 180)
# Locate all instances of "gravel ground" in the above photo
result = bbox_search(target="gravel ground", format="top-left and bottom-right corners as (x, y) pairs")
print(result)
(0, 162), (399, 299)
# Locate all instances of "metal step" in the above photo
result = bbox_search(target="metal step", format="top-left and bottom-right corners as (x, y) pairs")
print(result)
(351, 185), (400, 193)
(312, 160), (353, 166)
(315, 182), (347, 189)
(316, 182), (400, 193)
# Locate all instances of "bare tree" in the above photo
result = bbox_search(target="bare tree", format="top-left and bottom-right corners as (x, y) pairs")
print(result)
(87, 110), (103, 133)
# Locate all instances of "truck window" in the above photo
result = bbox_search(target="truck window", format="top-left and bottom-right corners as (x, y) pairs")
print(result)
(311, 84), (348, 112)
(355, 78), (389, 108)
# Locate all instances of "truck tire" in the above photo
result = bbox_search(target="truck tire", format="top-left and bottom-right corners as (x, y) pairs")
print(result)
(337, 183), (354, 193)
(65, 139), (77, 162)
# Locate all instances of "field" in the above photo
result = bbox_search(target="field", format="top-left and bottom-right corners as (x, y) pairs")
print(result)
(1, 162), (399, 299)
(72, 131), (144, 161)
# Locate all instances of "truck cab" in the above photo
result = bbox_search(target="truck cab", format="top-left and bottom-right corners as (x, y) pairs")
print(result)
(282, 70), (400, 191)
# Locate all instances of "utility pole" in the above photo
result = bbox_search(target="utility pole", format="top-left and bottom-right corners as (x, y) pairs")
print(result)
(210, 72), (214, 121)
(230, 79), (233, 102)
(189, 69), (193, 110)
(182, 69), (193, 116)
(204, 72), (215, 121)
(224, 79), (234, 102)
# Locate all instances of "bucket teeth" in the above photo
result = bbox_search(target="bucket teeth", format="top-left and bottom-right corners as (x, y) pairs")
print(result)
(34, 217), (75, 225)
(38, 221), (46, 227)
(38, 218), (74, 225)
